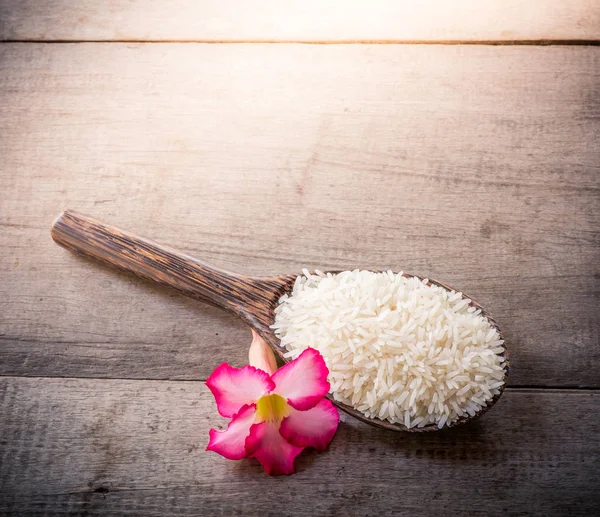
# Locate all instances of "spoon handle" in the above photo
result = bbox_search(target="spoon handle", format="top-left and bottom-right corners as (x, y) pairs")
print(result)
(51, 210), (261, 318)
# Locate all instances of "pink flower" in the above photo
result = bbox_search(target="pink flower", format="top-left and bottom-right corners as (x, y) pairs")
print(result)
(205, 347), (339, 475)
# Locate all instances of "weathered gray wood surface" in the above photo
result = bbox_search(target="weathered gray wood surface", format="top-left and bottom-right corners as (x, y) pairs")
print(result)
(0, 0), (599, 42)
(1, 44), (599, 386)
(0, 377), (598, 516)
(1, 0), (599, 507)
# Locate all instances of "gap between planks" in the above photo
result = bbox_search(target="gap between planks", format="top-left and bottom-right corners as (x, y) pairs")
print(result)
(0, 375), (597, 392)
(2, 39), (600, 45)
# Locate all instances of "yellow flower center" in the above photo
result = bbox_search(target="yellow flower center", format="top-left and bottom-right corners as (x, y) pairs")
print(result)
(255, 393), (289, 423)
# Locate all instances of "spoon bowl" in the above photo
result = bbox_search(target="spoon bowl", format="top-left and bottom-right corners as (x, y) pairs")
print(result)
(51, 210), (509, 432)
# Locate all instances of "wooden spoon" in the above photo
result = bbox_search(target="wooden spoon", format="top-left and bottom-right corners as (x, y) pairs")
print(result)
(51, 210), (508, 432)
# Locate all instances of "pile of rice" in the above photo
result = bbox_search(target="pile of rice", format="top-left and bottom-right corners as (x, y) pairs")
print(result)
(271, 270), (506, 429)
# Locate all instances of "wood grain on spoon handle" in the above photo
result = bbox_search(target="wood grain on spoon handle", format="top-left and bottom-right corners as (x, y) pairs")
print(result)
(50, 210), (292, 327)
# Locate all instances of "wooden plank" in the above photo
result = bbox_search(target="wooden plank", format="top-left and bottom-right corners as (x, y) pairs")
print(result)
(0, 377), (598, 516)
(0, 44), (599, 386)
(0, 0), (599, 42)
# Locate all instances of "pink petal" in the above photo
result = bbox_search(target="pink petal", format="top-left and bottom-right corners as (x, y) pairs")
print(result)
(206, 363), (275, 418)
(206, 404), (256, 460)
(245, 421), (304, 476)
(271, 348), (330, 410)
(280, 399), (339, 452)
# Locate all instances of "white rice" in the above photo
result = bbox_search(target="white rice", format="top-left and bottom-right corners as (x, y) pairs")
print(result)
(271, 270), (506, 429)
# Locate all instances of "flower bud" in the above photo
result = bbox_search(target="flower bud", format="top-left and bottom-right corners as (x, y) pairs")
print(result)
(248, 330), (277, 375)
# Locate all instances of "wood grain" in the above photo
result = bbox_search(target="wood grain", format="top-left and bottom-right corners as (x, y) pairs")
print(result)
(0, 43), (599, 387)
(0, 0), (598, 42)
(0, 377), (598, 516)
(51, 210), (297, 335)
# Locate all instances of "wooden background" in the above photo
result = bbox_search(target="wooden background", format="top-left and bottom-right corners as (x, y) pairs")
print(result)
(1, 2), (599, 515)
